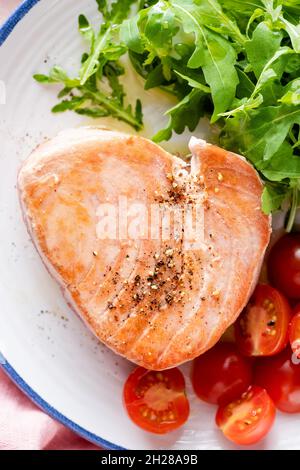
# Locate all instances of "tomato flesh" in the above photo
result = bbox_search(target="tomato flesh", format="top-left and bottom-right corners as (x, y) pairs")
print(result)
(235, 284), (291, 357)
(290, 310), (300, 359)
(123, 367), (189, 434)
(216, 385), (276, 446)
(254, 347), (300, 413)
(192, 343), (253, 405)
(268, 234), (300, 299)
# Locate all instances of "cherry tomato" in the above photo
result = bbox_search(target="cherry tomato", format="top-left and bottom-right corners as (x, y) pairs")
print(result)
(123, 367), (189, 434)
(290, 308), (300, 359)
(216, 385), (276, 446)
(254, 347), (300, 413)
(268, 234), (300, 299)
(235, 284), (291, 357)
(192, 343), (253, 405)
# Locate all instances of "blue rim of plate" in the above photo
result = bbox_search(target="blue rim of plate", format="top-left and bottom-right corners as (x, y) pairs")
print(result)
(0, 0), (124, 451)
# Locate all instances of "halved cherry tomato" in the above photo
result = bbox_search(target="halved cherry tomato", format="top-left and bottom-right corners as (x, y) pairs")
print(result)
(235, 284), (291, 357)
(216, 385), (276, 446)
(268, 234), (300, 299)
(254, 347), (300, 413)
(192, 343), (253, 405)
(123, 367), (189, 434)
(290, 308), (300, 359)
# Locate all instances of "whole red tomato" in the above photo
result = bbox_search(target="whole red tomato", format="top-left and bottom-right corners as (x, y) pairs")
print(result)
(254, 347), (300, 413)
(192, 343), (253, 405)
(268, 234), (300, 299)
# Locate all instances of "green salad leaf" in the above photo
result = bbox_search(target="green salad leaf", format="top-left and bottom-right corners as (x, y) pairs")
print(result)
(35, 0), (300, 230)
(34, 1), (142, 130)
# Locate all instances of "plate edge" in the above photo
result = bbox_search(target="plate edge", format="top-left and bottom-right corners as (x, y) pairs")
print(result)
(1, 361), (124, 450)
(0, 0), (125, 451)
(0, 0), (40, 45)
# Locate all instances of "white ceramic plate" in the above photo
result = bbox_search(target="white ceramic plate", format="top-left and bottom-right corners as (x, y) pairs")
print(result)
(0, 0), (299, 450)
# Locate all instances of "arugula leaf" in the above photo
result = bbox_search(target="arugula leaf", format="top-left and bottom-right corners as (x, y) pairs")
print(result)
(34, 66), (80, 88)
(222, 104), (300, 164)
(86, 89), (143, 129)
(224, 46), (295, 114)
(120, 16), (145, 54)
(280, 78), (300, 105)
(96, 0), (109, 17)
(143, 2), (179, 58)
(35, 1), (142, 131)
(262, 0), (282, 22)
(184, 0), (246, 45)
(245, 22), (282, 78)
(174, 70), (211, 93)
(97, 0), (137, 23)
(33, 74), (53, 83)
(153, 88), (207, 142)
(76, 107), (110, 118)
(79, 28), (113, 85)
(261, 0), (300, 52)
(35, 0), (300, 230)
(236, 68), (256, 97)
(52, 96), (86, 113)
(246, 8), (265, 36)
(220, 94), (263, 117)
(79, 0), (137, 85)
(110, 0), (138, 23)
(262, 183), (289, 213)
(282, 0), (300, 17)
(219, 0), (263, 15)
(280, 17), (300, 53)
(261, 141), (300, 180)
(144, 64), (166, 89)
(170, 0), (239, 121)
(252, 46), (294, 95)
(78, 15), (95, 44)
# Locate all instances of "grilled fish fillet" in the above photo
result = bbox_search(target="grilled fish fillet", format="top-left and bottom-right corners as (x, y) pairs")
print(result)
(18, 128), (271, 370)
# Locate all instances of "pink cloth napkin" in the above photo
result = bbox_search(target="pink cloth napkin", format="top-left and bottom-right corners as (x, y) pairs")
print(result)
(0, 1), (21, 25)
(0, 368), (98, 450)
